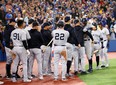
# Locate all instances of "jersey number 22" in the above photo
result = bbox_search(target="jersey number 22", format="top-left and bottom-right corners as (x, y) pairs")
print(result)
(55, 33), (64, 40)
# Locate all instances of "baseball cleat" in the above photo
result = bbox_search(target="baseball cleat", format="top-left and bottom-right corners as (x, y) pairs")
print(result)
(62, 78), (67, 81)
(39, 76), (44, 80)
(74, 71), (78, 75)
(5, 76), (11, 79)
(23, 79), (31, 82)
(12, 77), (17, 82)
(101, 65), (106, 68)
(54, 78), (58, 81)
(105, 64), (109, 68)
(87, 69), (93, 73)
(43, 73), (47, 76)
(66, 73), (73, 77)
(96, 66), (102, 70)
(28, 76), (33, 79)
(47, 73), (52, 76)
(0, 81), (4, 85)
(80, 71), (87, 75)
(31, 74), (36, 78)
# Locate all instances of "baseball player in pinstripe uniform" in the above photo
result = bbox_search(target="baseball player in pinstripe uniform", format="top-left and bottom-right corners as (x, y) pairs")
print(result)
(41, 22), (52, 75)
(4, 19), (20, 78)
(24, 19), (36, 79)
(64, 16), (74, 77)
(28, 21), (44, 80)
(11, 19), (31, 82)
(98, 23), (110, 68)
(73, 19), (93, 74)
(91, 22), (103, 70)
(52, 21), (69, 81)
(82, 18), (94, 73)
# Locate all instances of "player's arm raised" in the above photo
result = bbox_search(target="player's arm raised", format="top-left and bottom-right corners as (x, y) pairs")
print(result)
(84, 31), (94, 43)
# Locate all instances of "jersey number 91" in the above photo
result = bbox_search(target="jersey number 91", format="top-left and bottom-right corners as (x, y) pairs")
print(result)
(13, 33), (20, 40)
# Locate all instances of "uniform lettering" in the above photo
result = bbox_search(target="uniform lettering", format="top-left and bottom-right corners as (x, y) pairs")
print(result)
(13, 33), (20, 40)
(55, 33), (64, 40)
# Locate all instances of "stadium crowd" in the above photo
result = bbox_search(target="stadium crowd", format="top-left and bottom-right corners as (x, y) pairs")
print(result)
(0, 0), (116, 84)
(0, 0), (116, 38)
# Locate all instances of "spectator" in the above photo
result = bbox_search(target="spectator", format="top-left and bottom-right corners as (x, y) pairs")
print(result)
(0, 6), (6, 25)
(5, 9), (13, 24)
(0, 0), (115, 39)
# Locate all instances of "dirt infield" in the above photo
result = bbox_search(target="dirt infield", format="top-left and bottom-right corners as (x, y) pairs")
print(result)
(0, 52), (116, 85)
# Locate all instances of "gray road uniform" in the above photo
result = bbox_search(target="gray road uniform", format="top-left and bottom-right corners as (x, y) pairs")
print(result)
(52, 29), (69, 79)
(91, 30), (103, 56)
(41, 28), (52, 75)
(28, 28), (44, 79)
(100, 27), (110, 67)
(91, 29), (103, 69)
(83, 24), (94, 72)
(11, 28), (29, 81)
(72, 25), (93, 73)
(84, 35), (92, 59)
(4, 24), (15, 78)
(83, 25), (93, 60)
(64, 24), (74, 75)
(24, 26), (34, 78)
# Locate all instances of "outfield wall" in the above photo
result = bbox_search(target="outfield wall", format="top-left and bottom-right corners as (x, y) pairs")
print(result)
(108, 40), (116, 52)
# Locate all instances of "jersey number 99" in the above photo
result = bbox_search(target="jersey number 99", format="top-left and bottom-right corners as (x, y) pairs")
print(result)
(13, 33), (20, 40)
(55, 33), (64, 40)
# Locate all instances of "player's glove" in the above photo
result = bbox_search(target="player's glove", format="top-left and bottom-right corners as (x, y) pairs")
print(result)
(78, 44), (81, 48)
(26, 50), (30, 55)
(10, 51), (16, 60)
(41, 45), (47, 53)
(60, 49), (67, 60)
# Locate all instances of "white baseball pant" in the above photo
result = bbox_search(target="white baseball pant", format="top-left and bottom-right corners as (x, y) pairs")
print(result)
(12, 47), (28, 81)
(42, 46), (51, 74)
(54, 46), (67, 79)
(28, 48), (43, 78)
(100, 40), (109, 65)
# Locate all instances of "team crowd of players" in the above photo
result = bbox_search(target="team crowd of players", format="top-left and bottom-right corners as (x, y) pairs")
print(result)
(0, 0), (116, 84)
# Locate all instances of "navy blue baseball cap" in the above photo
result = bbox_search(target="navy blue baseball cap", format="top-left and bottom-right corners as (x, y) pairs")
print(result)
(74, 19), (79, 24)
(65, 16), (71, 22)
(81, 18), (87, 23)
(57, 21), (64, 27)
(32, 21), (39, 27)
(92, 22), (97, 28)
(42, 22), (50, 28)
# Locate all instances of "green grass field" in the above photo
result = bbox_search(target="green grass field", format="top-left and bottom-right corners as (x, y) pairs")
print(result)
(78, 59), (116, 85)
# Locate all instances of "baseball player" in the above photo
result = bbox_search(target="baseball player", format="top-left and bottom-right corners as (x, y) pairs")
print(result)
(73, 19), (94, 74)
(91, 22), (103, 70)
(98, 23), (110, 68)
(4, 19), (20, 78)
(64, 16), (74, 76)
(52, 21), (69, 81)
(24, 19), (36, 78)
(41, 22), (52, 75)
(28, 21), (44, 80)
(11, 19), (31, 82)
(82, 18), (94, 73)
